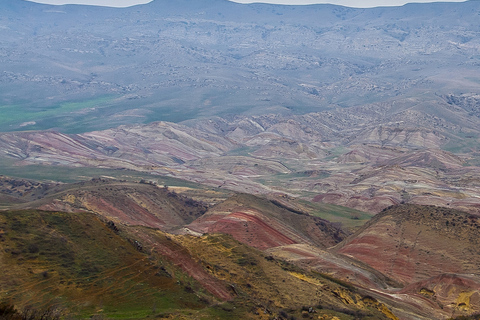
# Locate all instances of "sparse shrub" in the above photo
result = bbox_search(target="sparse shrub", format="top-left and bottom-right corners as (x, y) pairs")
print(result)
(220, 303), (234, 312)
(361, 295), (378, 303)
(0, 303), (19, 320)
(106, 221), (119, 233)
(27, 243), (39, 254)
(236, 256), (257, 266)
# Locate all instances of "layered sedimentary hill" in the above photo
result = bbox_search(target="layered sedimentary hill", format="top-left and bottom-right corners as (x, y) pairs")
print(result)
(337, 204), (480, 284)
(1, 98), (479, 215)
(185, 193), (346, 250)
(334, 204), (480, 318)
(2, 177), (209, 231)
(0, 207), (400, 320)
(2, 176), (480, 319)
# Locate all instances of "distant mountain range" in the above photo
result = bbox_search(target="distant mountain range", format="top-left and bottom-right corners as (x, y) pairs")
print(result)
(1, 0), (480, 132)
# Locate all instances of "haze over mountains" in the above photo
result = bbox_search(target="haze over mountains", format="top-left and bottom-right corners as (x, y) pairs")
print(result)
(1, 0), (480, 319)
(25, 0), (470, 8)
(27, 0), (154, 7)
(231, 0), (469, 7)
(2, 0), (480, 132)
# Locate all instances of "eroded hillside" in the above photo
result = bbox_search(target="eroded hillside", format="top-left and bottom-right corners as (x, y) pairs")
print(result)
(0, 208), (399, 320)
(2, 178), (480, 319)
(1, 98), (479, 216)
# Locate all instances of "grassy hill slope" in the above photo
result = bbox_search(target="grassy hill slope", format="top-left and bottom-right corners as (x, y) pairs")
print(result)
(0, 209), (397, 319)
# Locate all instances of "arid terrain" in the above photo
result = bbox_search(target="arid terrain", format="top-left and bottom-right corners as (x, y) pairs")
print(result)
(1, 177), (480, 319)
(1, 0), (480, 319)
(1, 94), (479, 216)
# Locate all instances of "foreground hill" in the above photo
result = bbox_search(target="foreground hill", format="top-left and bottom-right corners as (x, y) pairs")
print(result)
(0, 176), (209, 231)
(0, 209), (215, 319)
(184, 193), (347, 250)
(337, 204), (480, 285)
(2, 177), (480, 318)
(0, 209), (398, 320)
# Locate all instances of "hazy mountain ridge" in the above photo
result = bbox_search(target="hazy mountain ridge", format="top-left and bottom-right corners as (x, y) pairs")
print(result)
(1, 0), (480, 132)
